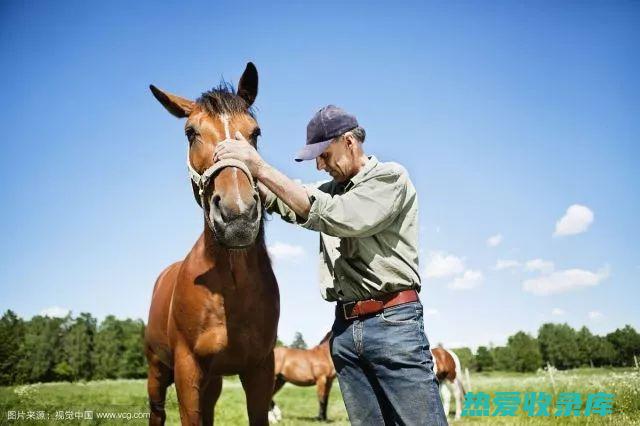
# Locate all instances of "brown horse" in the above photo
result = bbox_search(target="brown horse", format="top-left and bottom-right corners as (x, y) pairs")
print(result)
(269, 332), (336, 422)
(431, 346), (466, 420)
(144, 63), (279, 426)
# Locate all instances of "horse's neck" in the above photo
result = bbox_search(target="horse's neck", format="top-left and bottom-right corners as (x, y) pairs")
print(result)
(314, 339), (331, 355)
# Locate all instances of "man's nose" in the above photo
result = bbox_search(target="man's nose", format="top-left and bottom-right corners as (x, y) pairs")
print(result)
(316, 157), (325, 171)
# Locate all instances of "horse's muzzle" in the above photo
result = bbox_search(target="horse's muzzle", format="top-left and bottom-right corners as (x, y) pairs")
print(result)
(206, 190), (262, 248)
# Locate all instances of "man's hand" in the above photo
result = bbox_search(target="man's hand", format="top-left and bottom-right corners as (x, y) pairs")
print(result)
(214, 131), (265, 176)
(216, 131), (312, 219)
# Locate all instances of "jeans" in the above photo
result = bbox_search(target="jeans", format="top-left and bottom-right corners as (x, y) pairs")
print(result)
(330, 301), (448, 426)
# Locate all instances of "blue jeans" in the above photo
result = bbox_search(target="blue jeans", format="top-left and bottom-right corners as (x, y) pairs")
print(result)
(330, 301), (448, 425)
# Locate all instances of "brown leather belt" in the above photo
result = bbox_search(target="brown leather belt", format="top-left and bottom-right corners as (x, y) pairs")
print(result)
(337, 289), (419, 321)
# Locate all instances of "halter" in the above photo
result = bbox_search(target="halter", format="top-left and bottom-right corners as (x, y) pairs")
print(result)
(186, 113), (261, 225)
(188, 155), (257, 206)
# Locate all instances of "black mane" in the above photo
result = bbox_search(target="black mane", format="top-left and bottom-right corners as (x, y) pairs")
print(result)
(196, 81), (255, 117)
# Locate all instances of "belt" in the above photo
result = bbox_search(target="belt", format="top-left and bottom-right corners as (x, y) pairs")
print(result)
(337, 289), (419, 321)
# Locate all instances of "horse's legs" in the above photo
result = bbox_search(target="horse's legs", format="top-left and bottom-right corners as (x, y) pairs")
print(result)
(146, 350), (174, 426)
(453, 378), (463, 420)
(270, 375), (286, 410)
(240, 353), (275, 426)
(200, 375), (222, 426)
(315, 376), (333, 421)
(173, 344), (203, 426)
(441, 381), (452, 418)
(269, 375), (286, 422)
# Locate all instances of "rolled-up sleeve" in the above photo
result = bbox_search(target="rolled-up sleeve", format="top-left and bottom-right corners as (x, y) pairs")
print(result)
(263, 186), (300, 224)
(300, 171), (407, 238)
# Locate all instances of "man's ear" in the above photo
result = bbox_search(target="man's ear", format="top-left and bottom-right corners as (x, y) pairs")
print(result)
(149, 85), (195, 118)
(344, 132), (356, 147)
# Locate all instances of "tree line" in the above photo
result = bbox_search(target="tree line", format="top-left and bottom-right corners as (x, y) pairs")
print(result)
(1, 310), (638, 385)
(452, 323), (640, 373)
(0, 310), (146, 385)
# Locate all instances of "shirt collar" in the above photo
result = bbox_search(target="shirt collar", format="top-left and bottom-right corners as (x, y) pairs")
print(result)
(344, 155), (378, 191)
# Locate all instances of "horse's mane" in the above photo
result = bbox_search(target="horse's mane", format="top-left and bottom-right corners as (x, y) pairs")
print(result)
(196, 81), (256, 118)
(318, 331), (332, 345)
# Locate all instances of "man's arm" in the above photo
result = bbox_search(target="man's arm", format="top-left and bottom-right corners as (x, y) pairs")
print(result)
(256, 163), (311, 220)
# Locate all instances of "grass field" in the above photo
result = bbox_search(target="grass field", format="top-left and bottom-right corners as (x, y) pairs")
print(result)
(1, 368), (638, 425)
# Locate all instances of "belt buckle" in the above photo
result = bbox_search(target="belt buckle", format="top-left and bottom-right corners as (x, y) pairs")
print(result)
(342, 301), (358, 320)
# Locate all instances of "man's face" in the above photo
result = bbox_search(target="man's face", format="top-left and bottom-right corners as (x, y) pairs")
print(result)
(315, 134), (356, 182)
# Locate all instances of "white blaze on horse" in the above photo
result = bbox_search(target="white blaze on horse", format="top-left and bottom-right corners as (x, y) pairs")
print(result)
(431, 347), (467, 420)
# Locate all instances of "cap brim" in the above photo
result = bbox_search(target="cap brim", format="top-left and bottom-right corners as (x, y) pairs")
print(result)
(294, 140), (332, 162)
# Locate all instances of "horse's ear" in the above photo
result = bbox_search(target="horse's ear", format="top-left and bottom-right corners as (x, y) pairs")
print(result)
(149, 85), (194, 118)
(237, 62), (258, 107)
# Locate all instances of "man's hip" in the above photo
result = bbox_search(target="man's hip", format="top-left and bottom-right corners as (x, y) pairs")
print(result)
(335, 289), (419, 321)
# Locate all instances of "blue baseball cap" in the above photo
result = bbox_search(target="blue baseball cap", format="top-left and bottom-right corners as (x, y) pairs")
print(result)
(295, 105), (359, 162)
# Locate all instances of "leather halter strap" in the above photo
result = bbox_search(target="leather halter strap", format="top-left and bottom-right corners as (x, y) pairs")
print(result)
(187, 149), (256, 207)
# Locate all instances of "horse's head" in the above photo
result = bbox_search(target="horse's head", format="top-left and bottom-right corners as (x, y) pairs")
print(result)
(150, 63), (262, 248)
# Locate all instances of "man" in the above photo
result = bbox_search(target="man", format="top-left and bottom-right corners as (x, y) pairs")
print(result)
(214, 105), (447, 425)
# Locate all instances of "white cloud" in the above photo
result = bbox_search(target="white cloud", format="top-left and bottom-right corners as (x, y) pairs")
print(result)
(449, 270), (484, 290)
(40, 306), (70, 318)
(486, 234), (503, 247)
(494, 259), (520, 271)
(267, 242), (305, 260)
(554, 204), (594, 237)
(522, 266), (610, 296)
(424, 251), (465, 278)
(551, 308), (565, 316)
(525, 259), (555, 274)
(588, 311), (604, 321)
(425, 308), (440, 316)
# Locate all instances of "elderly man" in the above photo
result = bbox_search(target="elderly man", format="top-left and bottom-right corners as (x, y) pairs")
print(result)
(214, 105), (447, 425)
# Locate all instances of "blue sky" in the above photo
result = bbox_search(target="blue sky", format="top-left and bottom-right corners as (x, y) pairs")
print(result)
(1, 1), (638, 348)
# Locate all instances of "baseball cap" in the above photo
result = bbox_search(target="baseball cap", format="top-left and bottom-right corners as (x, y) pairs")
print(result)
(295, 105), (358, 162)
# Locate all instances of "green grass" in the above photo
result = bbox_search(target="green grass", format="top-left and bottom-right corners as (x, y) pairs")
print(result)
(0, 368), (638, 425)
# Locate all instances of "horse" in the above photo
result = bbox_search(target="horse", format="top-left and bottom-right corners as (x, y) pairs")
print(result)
(431, 346), (466, 420)
(268, 332), (336, 422)
(144, 62), (280, 426)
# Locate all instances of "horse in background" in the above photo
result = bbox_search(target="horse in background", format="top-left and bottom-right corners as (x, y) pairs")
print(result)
(145, 63), (280, 426)
(269, 331), (336, 422)
(431, 346), (466, 420)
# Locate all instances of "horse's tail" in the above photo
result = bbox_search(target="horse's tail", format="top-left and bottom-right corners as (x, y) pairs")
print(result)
(447, 349), (466, 395)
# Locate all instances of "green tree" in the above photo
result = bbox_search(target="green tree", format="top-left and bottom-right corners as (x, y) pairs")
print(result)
(93, 315), (125, 379)
(475, 346), (494, 372)
(606, 325), (640, 367)
(538, 323), (581, 369)
(290, 332), (307, 349)
(118, 319), (147, 378)
(60, 313), (97, 381)
(506, 332), (542, 372)
(576, 326), (598, 367)
(0, 310), (25, 385)
(492, 346), (515, 371)
(16, 315), (67, 383)
(592, 336), (617, 367)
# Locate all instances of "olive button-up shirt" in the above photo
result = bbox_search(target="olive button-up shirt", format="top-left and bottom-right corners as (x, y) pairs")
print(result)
(263, 156), (421, 302)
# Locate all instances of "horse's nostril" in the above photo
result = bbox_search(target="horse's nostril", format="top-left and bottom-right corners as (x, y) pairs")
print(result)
(253, 193), (259, 203)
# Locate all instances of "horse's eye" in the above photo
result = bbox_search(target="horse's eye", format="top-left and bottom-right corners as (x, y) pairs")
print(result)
(185, 128), (197, 144)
